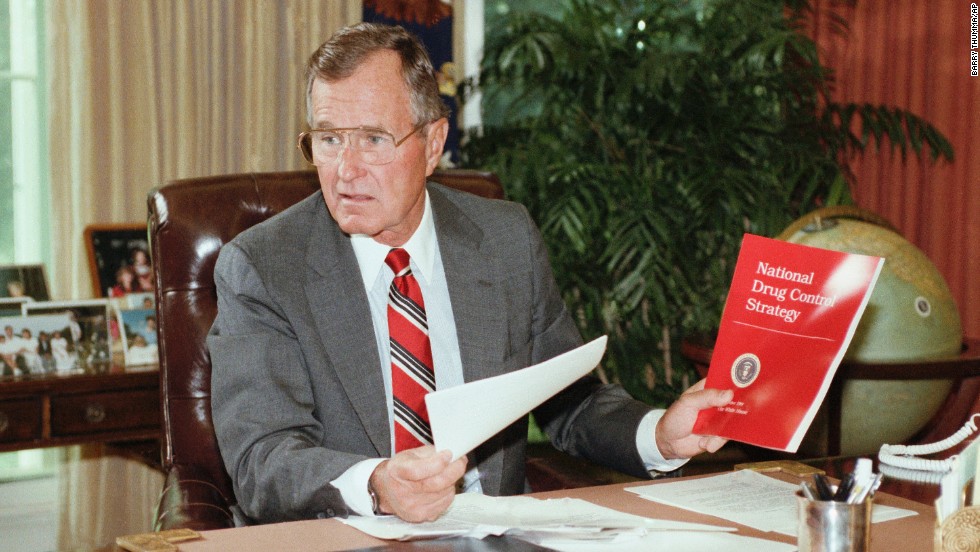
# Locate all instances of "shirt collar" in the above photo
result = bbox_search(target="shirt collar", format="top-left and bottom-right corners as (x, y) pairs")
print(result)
(350, 190), (436, 289)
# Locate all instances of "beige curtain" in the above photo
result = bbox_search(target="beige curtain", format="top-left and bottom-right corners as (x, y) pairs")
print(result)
(56, 445), (163, 550)
(46, 0), (361, 300)
(45, 2), (360, 548)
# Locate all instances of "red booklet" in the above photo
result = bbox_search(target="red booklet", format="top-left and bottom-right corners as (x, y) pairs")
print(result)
(692, 233), (884, 452)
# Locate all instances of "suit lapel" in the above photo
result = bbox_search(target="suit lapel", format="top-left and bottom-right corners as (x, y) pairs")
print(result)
(429, 185), (508, 384)
(303, 200), (390, 456)
(430, 185), (512, 494)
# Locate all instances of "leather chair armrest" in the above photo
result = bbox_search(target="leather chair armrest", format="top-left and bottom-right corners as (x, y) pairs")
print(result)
(154, 463), (236, 531)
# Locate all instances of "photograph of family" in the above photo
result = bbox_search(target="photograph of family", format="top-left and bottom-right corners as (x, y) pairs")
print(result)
(116, 307), (158, 366)
(22, 300), (113, 373)
(0, 312), (87, 377)
(84, 225), (155, 298)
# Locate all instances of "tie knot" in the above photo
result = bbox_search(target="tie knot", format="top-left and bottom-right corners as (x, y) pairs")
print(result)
(385, 248), (412, 275)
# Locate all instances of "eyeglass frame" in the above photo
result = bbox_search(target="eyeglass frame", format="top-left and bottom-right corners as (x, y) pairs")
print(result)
(296, 121), (430, 166)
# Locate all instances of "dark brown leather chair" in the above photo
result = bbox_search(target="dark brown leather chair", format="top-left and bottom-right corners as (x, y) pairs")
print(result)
(148, 169), (503, 531)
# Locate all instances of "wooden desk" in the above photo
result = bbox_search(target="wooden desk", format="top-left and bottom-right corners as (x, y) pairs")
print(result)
(171, 471), (935, 552)
(0, 364), (160, 452)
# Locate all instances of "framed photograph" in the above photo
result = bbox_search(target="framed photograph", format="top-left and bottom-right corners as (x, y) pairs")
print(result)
(83, 223), (154, 298)
(0, 312), (75, 377)
(124, 292), (155, 310)
(0, 263), (50, 301)
(22, 299), (113, 373)
(116, 307), (158, 366)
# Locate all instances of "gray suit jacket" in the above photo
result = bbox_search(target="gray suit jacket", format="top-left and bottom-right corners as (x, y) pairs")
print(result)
(209, 182), (653, 524)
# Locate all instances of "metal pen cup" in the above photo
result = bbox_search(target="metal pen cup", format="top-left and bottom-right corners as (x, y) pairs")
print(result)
(797, 492), (872, 552)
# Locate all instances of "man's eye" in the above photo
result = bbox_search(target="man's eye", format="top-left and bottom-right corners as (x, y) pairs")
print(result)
(317, 132), (342, 146)
(363, 132), (391, 146)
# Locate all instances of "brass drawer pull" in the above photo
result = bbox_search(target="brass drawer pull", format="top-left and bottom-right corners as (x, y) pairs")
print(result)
(85, 403), (106, 424)
(0, 411), (8, 434)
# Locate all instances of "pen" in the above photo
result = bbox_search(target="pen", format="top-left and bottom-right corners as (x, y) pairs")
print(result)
(849, 472), (883, 504)
(868, 473), (883, 497)
(832, 473), (855, 502)
(800, 481), (817, 501)
(846, 458), (874, 504)
(813, 474), (834, 501)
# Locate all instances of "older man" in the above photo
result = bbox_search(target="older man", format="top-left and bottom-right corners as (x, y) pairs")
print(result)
(209, 22), (731, 526)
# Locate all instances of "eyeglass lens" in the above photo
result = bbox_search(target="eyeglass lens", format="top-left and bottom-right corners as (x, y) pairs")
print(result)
(303, 129), (396, 166)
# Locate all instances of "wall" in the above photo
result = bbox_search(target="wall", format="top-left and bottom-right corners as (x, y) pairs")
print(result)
(810, 1), (980, 339)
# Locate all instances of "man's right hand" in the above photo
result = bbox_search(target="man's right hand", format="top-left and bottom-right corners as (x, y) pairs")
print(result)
(369, 446), (467, 522)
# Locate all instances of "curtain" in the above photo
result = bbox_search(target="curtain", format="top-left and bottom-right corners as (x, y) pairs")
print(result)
(56, 445), (162, 550)
(808, 0), (980, 339)
(46, 0), (361, 300)
(808, 0), (980, 442)
(45, 1), (360, 548)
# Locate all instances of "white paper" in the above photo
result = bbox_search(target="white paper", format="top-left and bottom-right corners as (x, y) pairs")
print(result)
(627, 470), (917, 536)
(425, 335), (607, 460)
(536, 530), (796, 552)
(339, 492), (730, 542)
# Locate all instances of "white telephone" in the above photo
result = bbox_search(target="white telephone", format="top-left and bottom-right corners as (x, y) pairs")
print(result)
(877, 413), (980, 479)
(877, 463), (946, 484)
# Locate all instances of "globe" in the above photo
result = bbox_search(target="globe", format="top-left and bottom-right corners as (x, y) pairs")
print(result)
(779, 209), (962, 456)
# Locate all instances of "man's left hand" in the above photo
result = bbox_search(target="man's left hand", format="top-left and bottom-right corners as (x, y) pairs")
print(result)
(655, 379), (733, 460)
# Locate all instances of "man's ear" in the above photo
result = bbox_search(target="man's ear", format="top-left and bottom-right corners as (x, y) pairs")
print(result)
(423, 118), (449, 175)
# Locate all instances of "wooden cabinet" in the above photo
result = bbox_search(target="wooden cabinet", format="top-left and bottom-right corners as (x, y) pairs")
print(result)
(0, 397), (43, 444)
(0, 366), (159, 452)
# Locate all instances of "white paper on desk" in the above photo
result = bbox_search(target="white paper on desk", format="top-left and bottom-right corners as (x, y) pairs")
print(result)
(627, 469), (917, 536)
(425, 335), (607, 460)
(339, 492), (730, 542)
(537, 530), (796, 552)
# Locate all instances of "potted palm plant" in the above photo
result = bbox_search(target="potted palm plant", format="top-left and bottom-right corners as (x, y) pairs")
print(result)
(461, 0), (952, 406)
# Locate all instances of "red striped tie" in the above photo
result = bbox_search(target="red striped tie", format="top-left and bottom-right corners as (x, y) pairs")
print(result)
(385, 248), (435, 452)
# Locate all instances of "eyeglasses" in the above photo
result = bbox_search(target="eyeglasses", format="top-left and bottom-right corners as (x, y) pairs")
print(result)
(297, 122), (428, 166)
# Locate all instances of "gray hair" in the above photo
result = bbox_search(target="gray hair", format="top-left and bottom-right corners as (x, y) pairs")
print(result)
(305, 22), (449, 128)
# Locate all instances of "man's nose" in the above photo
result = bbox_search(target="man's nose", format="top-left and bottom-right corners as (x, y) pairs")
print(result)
(335, 141), (365, 179)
